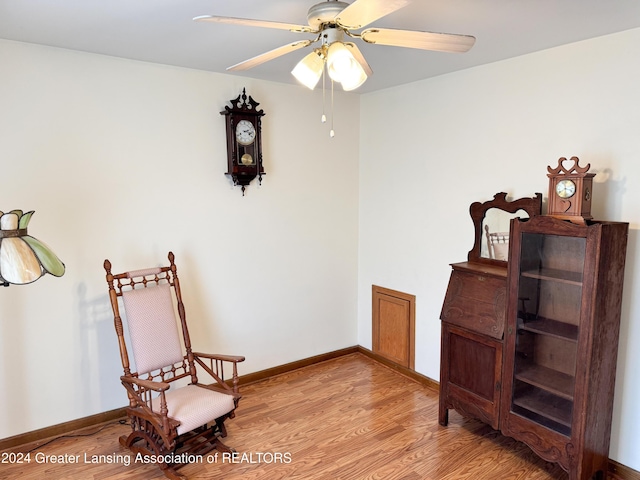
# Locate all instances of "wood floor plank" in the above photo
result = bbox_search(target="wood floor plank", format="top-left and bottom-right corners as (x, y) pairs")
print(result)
(1, 353), (572, 479)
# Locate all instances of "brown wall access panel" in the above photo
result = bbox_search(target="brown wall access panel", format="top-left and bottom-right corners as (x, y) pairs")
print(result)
(372, 285), (415, 369)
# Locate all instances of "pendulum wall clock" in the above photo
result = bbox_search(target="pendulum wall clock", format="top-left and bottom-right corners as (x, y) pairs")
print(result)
(220, 88), (265, 195)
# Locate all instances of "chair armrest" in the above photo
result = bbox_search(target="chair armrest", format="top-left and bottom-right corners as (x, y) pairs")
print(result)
(193, 352), (244, 397)
(121, 375), (170, 392)
(193, 352), (245, 363)
(120, 376), (174, 432)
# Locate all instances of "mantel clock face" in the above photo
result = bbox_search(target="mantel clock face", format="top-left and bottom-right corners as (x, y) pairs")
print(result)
(220, 88), (265, 195)
(555, 179), (576, 199)
(546, 157), (594, 224)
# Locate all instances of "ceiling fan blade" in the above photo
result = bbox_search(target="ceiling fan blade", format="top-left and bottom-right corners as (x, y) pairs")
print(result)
(227, 40), (314, 71)
(344, 42), (373, 76)
(335, 0), (410, 30)
(193, 15), (316, 33)
(360, 28), (476, 53)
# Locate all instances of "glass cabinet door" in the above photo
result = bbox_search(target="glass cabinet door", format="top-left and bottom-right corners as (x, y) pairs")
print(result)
(510, 232), (585, 436)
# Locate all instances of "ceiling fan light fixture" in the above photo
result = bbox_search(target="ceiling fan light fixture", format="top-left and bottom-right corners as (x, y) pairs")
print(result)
(198, 0), (476, 93)
(339, 66), (367, 91)
(326, 42), (355, 83)
(291, 50), (325, 90)
(326, 42), (368, 90)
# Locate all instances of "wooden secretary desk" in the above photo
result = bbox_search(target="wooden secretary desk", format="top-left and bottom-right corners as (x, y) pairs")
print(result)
(439, 192), (542, 430)
(439, 193), (629, 480)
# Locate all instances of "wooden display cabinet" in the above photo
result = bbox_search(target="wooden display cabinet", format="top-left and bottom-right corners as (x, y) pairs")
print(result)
(501, 215), (628, 480)
(439, 193), (542, 430)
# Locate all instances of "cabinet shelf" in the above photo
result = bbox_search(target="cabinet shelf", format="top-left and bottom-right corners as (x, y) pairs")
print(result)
(515, 363), (575, 401)
(519, 317), (578, 342)
(521, 268), (582, 286)
(513, 388), (572, 428)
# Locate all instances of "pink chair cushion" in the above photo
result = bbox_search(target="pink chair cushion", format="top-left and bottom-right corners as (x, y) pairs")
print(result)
(152, 385), (236, 435)
(122, 284), (184, 374)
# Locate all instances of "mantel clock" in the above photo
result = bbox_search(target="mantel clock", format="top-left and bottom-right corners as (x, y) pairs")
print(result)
(220, 89), (265, 195)
(547, 156), (594, 224)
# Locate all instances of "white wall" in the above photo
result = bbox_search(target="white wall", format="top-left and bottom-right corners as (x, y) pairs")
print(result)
(0, 39), (360, 439)
(358, 27), (640, 469)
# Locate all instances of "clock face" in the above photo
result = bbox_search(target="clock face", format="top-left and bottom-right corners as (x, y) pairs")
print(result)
(235, 120), (256, 146)
(555, 179), (576, 199)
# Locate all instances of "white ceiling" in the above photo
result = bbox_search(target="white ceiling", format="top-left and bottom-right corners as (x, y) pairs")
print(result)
(2, 0), (640, 94)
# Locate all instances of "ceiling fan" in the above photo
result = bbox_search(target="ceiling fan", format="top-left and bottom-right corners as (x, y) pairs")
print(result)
(194, 0), (476, 92)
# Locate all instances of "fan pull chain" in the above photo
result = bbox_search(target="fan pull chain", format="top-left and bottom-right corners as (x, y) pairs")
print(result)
(321, 65), (327, 124)
(330, 79), (335, 138)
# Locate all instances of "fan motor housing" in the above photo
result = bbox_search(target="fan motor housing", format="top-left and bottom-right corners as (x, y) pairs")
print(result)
(307, 1), (349, 29)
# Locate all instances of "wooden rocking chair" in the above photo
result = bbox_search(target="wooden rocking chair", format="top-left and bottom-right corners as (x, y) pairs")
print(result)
(104, 252), (245, 480)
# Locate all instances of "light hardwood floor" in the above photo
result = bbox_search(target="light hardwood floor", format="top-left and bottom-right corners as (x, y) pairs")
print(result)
(1, 353), (570, 479)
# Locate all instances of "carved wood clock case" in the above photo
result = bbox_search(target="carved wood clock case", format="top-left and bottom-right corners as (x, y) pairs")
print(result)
(220, 89), (265, 195)
(547, 156), (594, 224)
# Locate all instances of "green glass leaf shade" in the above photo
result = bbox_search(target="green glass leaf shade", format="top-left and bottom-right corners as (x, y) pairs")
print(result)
(0, 210), (65, 285)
